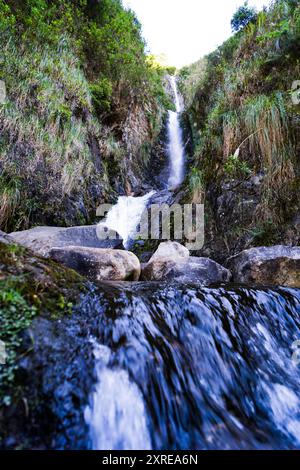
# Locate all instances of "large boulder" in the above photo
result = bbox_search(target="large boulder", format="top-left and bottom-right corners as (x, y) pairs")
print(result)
(49, 246), (140, 281)
(142, 256), (230, 284)
(9, 225), (123, 257)
(229, 245), (300, 287)
(141, 241), (189, 281)
(171, 257), (231, 284)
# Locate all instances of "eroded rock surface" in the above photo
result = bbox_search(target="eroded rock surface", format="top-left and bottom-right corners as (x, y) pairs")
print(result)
(229, 245), (300, 287)
(9, 226), (123, 257)
(49, 246), (141, 281)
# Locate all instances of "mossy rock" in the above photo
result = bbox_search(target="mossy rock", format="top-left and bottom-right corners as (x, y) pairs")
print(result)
(0, 241), (87, 410)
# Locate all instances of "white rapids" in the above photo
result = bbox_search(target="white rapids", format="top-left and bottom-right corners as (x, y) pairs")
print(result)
(99, 191), (155, 248)
(84, 341), (152, 450)
(167, 75), (185, 188)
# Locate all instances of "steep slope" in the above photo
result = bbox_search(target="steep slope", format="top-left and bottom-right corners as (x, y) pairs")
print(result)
(179, 0), (300, 262)
(0, 0), (170, 231)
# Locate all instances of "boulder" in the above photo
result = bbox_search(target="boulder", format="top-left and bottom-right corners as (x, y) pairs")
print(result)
(9, 225), (123, 257)
(141, 241), (189, 281)
(229, 245), (300, 287)
(142, 250), (231, 284)
(171, 257), (232, 284)
(49, 246), (140, 282)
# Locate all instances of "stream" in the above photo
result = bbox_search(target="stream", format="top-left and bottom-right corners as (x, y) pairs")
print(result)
(74, 77), (300, 451)
(83, 283), (300, 450)
(13, 77), (300, 451)
(35, 282), (300, 450)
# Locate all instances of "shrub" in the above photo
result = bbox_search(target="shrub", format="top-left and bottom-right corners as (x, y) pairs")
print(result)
(90, 77), (113, 114)
(231, 2), (257, 32)
(224, 154), (251, 178)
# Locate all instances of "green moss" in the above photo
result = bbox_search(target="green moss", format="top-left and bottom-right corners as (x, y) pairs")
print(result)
(0, 278), (37, 406)
(0, 241), (87, 406)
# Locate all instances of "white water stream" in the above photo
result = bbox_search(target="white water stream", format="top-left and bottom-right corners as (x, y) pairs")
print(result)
(99, 191), (155, 249)
(86, 76), (186, 450)
(84, 342), (151, 450)
(167, 75), (185, 188)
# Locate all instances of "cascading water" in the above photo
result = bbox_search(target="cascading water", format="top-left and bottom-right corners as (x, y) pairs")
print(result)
(167, 75), (185, 188)
(84, 341), (151, 450)
(99, 191), (155, 249)
(47, 282), (300, 450)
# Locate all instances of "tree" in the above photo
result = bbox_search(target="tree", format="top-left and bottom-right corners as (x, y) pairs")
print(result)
(231, 2), (257, 32)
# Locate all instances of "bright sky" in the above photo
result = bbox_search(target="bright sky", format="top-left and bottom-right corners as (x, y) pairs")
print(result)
(123, 0), (269, 67)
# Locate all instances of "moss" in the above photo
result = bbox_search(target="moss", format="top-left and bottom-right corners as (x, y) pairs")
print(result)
(0, 241), (87, 406)
(0, 278), (37, 406)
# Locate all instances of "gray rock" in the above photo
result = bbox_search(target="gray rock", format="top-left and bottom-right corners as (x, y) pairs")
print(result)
(141, 241), (189, 280)
(229, 245), (300, 287)
(0, 230), (14, 245)
(142, 255), (231, 284)
(49, 246), (140, 281)
(9, 225), (123, 257)
(172, 257), (232, 284)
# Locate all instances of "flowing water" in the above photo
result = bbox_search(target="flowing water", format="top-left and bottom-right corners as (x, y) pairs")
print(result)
(78, 282), (300, 450)
(99, 191), (155, 248)
(167, 75), (185, 188)
(74, 74), (300, 451)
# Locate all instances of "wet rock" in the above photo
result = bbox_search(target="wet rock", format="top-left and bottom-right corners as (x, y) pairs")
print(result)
(9, 225), (123, 257)
(49, 246), (141, 281)
(229, 245), (300, 287)
(142, 250), (231, 284)
(141, 241), (190, 281)
(172, 257), (232, 285)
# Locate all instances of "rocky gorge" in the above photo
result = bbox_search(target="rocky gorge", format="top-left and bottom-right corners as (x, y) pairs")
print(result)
(0, 0), (300, 452)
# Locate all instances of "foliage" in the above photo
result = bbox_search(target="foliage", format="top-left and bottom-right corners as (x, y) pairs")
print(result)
(90, 77), (113, 114)
(0, 0), (170, 230)
(181, 0), (300, 252)
(0, 278), (37, 407)
(224, 154), (251, 178)
(231, 1), (257, 32)
(189, 167), (205, 202)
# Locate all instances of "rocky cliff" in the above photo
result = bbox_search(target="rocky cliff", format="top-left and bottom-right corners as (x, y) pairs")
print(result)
(0, 0), (169, 231)
(179, 0), (300, 263)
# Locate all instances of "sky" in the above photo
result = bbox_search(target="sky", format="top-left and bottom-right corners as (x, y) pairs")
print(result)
(123, 0), (270, 68)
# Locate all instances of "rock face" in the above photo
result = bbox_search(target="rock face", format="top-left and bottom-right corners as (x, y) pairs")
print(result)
(141, 241), (189, 281)
(9, 225), (123, 257)
(229, 245), (300, 287)
(141, 241), (231, 284)
(49, 246), (141, 281)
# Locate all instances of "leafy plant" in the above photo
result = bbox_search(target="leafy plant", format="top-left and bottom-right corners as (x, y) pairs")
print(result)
(0, 278), (37, 406)
(231, 2), (257, 32)
(90, 77), (113, 114)
(224, 154), (251, 178)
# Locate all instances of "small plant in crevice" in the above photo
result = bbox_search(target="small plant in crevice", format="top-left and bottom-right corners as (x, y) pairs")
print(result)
(224, 154), (251, 179)
(248, 219), (280, 246)
(189, 167), (205, 203)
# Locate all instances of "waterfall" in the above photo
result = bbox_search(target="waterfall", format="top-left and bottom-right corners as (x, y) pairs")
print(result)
(167, 75), (185, 188)
(99, 191), (155, 249)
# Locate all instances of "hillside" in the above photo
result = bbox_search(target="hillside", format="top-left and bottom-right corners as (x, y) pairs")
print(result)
(179, 0), (300, 262)
(0, 0), (170, 232)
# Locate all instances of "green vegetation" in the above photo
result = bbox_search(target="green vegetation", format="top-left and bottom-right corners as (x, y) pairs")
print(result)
(0, 0), (170, 231)
(0, 241), (86, 407)
(231, 1), (257, 32)
(181, 0), (300, 255)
